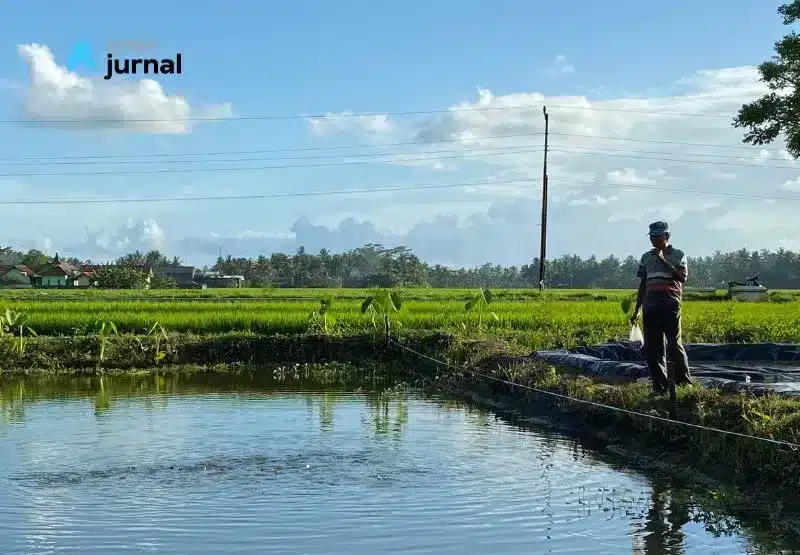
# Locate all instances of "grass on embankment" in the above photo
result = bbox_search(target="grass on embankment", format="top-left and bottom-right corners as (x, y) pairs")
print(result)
(0, 287), (643, 301)
(2, 285), (799, 303)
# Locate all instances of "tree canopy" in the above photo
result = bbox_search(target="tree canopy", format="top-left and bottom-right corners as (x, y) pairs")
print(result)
(733, 1), (800, 156)
(2, 243), (799, 289)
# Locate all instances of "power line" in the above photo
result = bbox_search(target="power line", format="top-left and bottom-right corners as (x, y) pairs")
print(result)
(0, 143), (542, 168)
(550, 132), (788, 153)
(549, 147), (799, 171)
(0, 177), (538, 205)
(0, 131), (546, 162)
(551, 176), (800, 202)
(2, 173), (797, 206)
(0, 131), (786, 164)
(1, 143), (789, 174)
(0, 147), (542, 177)
(551, 144), (791, 163)
(0, 103), (740, 125)
(547, 104), (733, 119)
(2, 141), (790, 175)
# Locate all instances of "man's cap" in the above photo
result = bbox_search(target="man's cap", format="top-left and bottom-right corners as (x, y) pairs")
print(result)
(647, 221), (669, 236)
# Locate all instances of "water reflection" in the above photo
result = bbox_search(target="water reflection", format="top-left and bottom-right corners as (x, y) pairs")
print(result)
(631, 479), (692, 554)
(363, 392), (408, 437)
(0, 370), (798, 554)
(1, 380), (26, 426)
(469, 407), (797, 555)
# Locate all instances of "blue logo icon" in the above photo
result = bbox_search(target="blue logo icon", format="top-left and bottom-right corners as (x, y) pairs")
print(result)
(66, 41), (96, 72)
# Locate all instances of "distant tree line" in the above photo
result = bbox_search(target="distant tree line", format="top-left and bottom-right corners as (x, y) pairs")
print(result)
(211, 244), (800, 289)
(0, 248), (183, 271)
(2, 243), (799, 289)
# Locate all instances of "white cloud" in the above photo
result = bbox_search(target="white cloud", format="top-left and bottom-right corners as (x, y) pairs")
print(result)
(781, 177), (800, 191)
(708, 204), (800, 234)
(749, 149), (773, 164)
(14, 43), (233, 134)
(606, 168), (658, 186)
(308, 111), (393, 136)
(73, 218), (167, 260)
(380, 151), (455, 170)
(568, 194), (618, 206)
(551, 54), (575, 75)
(608, 200), (723, 224)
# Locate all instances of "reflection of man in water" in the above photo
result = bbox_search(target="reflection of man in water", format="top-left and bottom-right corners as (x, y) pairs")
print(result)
(634, 479), (691, 554)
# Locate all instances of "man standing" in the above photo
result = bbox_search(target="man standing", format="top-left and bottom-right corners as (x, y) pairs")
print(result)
(630, 221), (692, 394)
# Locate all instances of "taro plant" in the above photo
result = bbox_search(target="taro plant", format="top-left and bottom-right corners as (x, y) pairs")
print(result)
(93, 319), (118, 364)
(361, 290), (402, 339)
(307, 296), (334, 335)
(464, 288), (498, 330)
(146, 321), (171, 364)
(0, 309), (37, 356)
(620, 293), (638, 320)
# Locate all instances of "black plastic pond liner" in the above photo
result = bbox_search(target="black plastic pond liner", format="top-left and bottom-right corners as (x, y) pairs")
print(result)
(532, 341), (800, 396)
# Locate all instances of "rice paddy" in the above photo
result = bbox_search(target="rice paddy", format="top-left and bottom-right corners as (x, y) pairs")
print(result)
(1, 287), (799, 348)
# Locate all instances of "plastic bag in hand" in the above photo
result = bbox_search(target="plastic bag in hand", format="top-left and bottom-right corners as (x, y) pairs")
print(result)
(629, 324), (644, 348)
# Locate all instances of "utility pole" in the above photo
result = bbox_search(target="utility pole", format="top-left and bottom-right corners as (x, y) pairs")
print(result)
(538, 106), (549, 292)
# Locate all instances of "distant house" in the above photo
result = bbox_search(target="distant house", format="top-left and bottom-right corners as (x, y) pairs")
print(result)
(76, 267), (99, 287)
(0, 265), (34, 288)
(153, 265), (198, 288)
(197, 272), (245, 288)
(31, 262), (81, 288)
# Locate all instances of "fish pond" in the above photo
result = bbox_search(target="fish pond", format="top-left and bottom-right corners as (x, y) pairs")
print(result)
(0, 368), (797, 554)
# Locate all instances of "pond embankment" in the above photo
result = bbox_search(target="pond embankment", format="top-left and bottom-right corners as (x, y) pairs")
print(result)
(2, 330), (800, 525)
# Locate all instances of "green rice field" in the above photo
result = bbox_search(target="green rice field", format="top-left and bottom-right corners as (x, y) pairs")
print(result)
(1, 287), (799, 348)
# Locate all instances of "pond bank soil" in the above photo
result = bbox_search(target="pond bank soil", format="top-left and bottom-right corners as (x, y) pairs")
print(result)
(2, 331), (800, 523)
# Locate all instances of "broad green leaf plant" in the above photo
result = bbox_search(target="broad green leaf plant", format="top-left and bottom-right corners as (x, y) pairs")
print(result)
(94, 319), (118, 365)
(307, 296), (335, 335)
(464, 288), (499, 330)
(361, 290), (402, 339)
(0, 308), (37, 356)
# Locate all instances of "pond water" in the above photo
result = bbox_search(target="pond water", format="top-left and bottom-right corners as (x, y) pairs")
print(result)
(0, 370), (795, 554)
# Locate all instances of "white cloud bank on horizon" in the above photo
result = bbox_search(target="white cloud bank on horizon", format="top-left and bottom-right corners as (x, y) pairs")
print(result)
(13, 43), (233, 133)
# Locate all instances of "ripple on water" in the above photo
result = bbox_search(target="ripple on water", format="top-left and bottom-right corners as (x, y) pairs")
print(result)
(0, 386), (781, 554)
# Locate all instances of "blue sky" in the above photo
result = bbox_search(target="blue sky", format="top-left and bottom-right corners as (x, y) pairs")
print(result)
(0, 0), (795, 266)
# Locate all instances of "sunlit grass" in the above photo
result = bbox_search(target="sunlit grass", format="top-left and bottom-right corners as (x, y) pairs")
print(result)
(1, 289), (799, 347)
